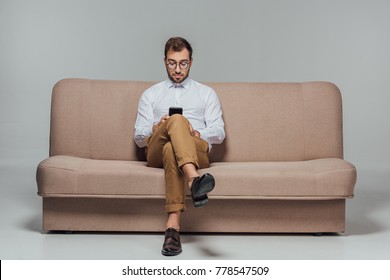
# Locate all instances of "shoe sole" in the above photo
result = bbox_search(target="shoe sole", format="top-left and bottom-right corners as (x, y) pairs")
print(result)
(161, 249), (182, 256)
(194, 196), (209, 207)
(192, 174), (215, 208)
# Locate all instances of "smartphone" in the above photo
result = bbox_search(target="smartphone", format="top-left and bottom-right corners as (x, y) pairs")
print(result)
(169, 107), (183, 116)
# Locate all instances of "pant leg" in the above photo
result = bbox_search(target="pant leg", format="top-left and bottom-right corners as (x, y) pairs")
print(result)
(146, 115), (210, 212)
(162, 142), (187, 212)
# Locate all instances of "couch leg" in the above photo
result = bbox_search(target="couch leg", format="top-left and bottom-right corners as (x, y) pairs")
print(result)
(313, 232), (323, 236)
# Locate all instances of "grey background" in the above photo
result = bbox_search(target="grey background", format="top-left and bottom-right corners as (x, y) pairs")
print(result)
(1, 0), (390, 259)
(1, 0), (390, 166)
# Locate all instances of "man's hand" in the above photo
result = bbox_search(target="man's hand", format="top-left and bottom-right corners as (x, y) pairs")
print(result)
(152, 115), (170, 132)
(189, 124), (201, 137)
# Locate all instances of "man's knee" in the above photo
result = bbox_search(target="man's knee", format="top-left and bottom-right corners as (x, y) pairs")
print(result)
(167, 114), (189, 128)
(169, 114), (186, 121)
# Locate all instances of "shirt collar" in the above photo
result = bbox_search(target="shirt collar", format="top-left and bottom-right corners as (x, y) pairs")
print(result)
(165, 78), (192, 89)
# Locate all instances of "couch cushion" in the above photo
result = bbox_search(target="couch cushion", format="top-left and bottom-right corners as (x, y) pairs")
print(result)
(37, 156), (355, 199)
(208, 158), (356, 198)
(37, 155), (165, 197)
(198, 82), (343, 162)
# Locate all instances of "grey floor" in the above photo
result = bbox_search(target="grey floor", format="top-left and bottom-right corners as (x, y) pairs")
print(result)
(1, 158), (389, 260)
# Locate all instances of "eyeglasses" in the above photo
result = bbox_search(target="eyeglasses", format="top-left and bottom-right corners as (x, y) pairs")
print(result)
(166, 60), (190, 70)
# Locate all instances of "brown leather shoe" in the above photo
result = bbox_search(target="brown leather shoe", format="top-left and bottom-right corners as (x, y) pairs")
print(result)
(190, 173), (215, 207)
(161, 228), (182, 256)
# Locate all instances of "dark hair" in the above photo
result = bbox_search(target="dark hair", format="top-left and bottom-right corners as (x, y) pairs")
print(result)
(164, 37), (193, 59)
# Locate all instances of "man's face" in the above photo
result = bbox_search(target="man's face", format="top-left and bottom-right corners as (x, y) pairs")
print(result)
(165, 48), (192, 84)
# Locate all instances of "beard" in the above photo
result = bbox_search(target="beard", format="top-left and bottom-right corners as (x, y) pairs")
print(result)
(167, 68), (190, 84)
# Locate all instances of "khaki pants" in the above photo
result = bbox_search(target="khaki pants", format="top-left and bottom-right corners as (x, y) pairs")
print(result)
(146, 114), (210, 213)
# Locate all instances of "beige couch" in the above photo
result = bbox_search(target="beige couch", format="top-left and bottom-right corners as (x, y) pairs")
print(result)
(36, 78), (357, 233)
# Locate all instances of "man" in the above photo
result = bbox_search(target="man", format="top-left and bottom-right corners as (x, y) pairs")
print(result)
(134, 37), (225, 256)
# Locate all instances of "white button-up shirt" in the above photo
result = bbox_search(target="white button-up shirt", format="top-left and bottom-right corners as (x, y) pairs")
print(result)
(134, 78), (225, 149)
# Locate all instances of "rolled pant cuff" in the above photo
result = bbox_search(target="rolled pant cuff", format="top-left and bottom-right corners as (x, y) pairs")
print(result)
(178, 159), (200, 170)
(166, 203), (187, 213)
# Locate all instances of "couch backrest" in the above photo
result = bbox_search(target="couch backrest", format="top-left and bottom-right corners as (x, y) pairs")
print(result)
(50, 79), (343, 162)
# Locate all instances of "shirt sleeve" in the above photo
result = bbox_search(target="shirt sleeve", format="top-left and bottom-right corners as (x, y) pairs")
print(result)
(197, 90), (226, 146)
(134, 91), (154, 148)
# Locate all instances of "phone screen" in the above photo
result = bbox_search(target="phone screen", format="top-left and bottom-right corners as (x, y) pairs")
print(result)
(169, 107), (183, 116)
